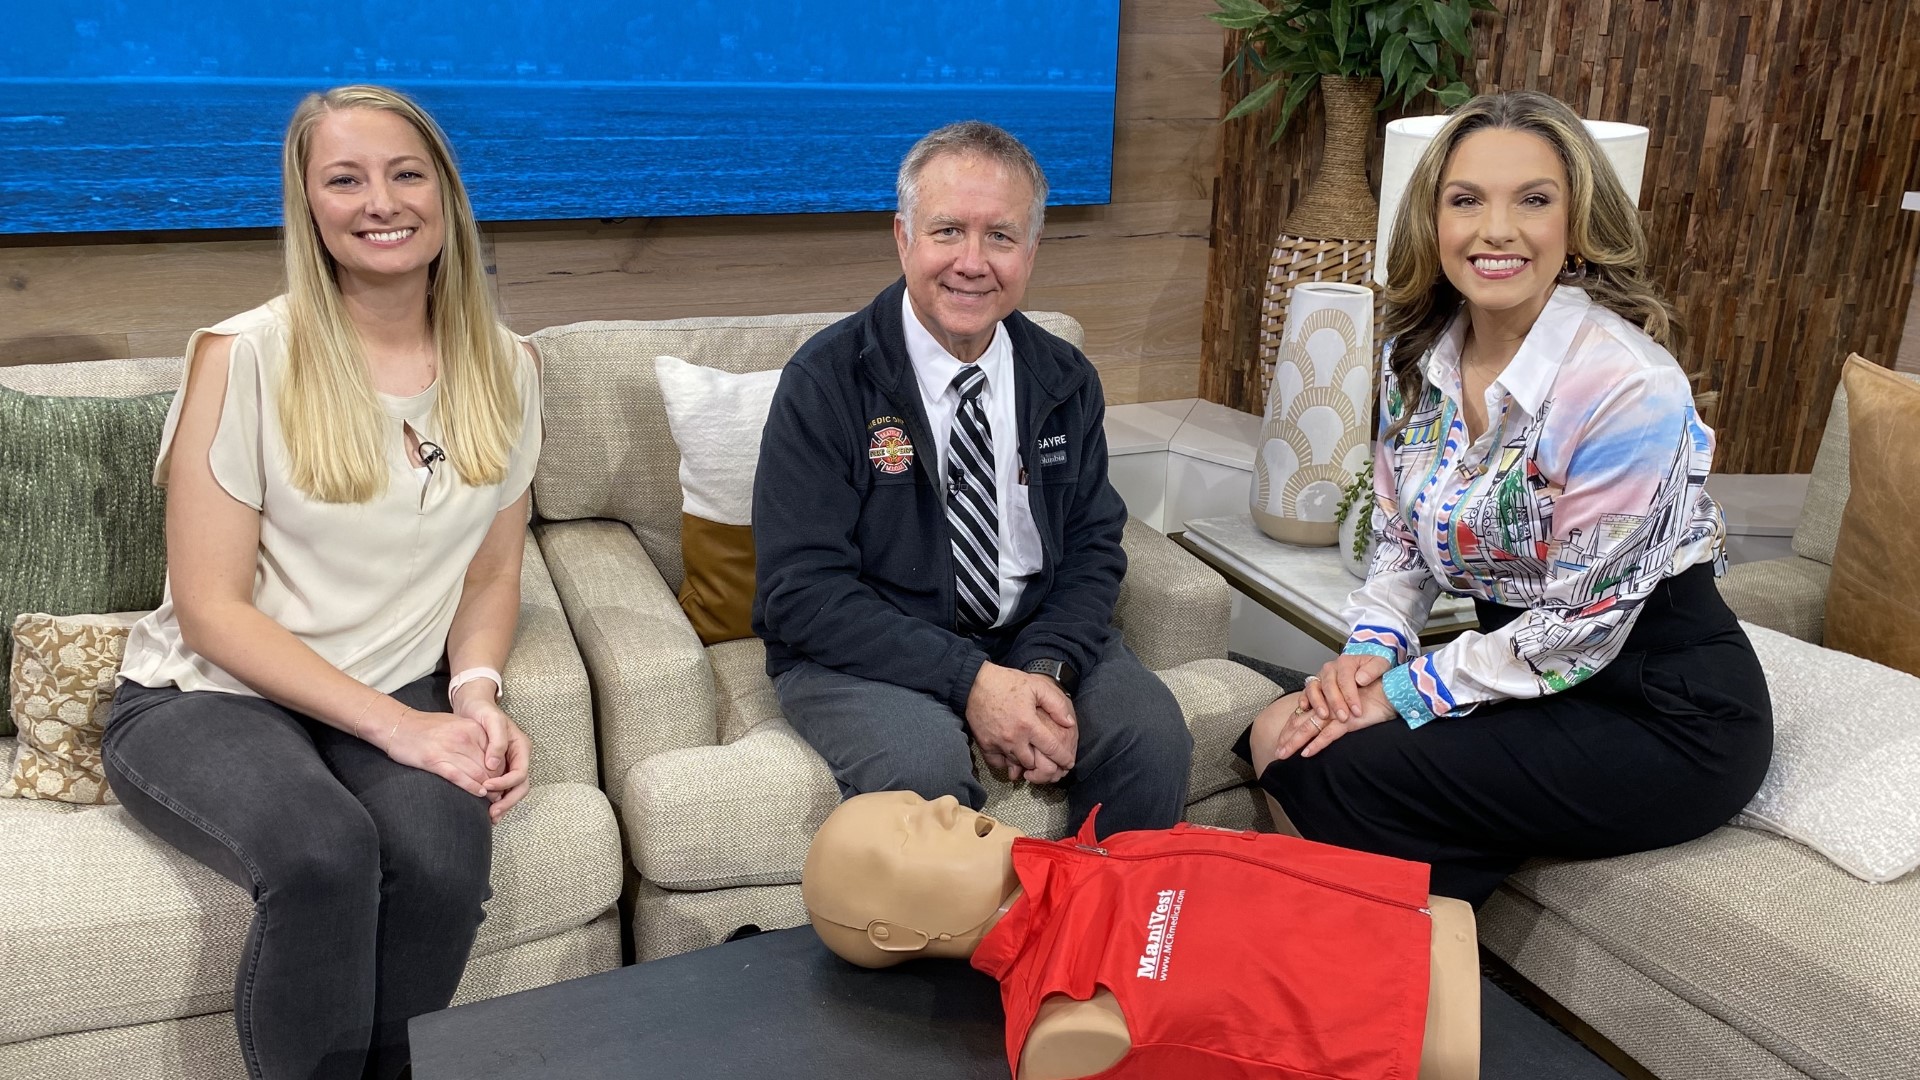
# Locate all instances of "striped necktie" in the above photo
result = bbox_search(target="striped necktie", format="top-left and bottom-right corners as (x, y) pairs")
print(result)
(947, 365), (999, 633)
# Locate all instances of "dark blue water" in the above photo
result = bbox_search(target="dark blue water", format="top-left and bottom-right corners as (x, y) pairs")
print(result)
(0, 79), (1116, 235)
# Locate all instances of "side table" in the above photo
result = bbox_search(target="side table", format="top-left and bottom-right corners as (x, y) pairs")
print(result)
(1174, 513), (1477, 651)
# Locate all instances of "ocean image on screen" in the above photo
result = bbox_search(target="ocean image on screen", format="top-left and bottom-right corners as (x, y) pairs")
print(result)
(0, 2), (1120, 235)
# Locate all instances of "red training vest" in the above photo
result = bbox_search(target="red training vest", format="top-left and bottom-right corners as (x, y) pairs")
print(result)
(970, 812), (1432, 1080)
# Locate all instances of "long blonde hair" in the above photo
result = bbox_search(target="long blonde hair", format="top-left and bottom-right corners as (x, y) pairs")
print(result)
(1381, 91), (1676, 434)
(278, 84), (520, 503)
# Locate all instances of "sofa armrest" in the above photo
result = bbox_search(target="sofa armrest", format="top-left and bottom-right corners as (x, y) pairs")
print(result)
(535, 519), (718, 806)
(1717, 556), (1831, 645)
(501, 535), (598, 788)
(1115, 517), (1232, 670)
(622, 722), (840, 890)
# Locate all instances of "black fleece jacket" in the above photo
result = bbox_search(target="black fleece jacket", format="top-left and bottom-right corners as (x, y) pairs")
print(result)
(751, 278), (1129, 715)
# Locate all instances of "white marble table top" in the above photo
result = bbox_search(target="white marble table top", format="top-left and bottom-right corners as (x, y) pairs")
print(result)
(1181, 513), (1476, 646)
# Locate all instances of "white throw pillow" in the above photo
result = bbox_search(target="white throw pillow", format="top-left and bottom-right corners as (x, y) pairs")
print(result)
(1738, 621), (1920, 883)
(653, 355), (782, 526)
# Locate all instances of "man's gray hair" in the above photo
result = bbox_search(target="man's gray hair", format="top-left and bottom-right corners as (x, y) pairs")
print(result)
(896, 121), (1050, 247)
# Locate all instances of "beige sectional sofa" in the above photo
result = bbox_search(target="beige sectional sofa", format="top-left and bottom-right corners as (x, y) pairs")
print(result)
(0, 359), (624, 1079)
(0, 309), (1281, 1074)
(1477, 378), (1920, 1080)
(524, 310), (1282, 961)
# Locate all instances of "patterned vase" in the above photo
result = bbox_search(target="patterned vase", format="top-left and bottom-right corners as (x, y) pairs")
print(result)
(1254, 75), (1385, 404)
(1251, 281), (1376, 546)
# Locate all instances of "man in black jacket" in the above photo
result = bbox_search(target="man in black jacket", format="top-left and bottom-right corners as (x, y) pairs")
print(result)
(751, 122), (1191, 836)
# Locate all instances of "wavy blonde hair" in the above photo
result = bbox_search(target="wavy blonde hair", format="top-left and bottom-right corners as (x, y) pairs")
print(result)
(279, 84), (519, 503)
(1380, 90), (1677, 434)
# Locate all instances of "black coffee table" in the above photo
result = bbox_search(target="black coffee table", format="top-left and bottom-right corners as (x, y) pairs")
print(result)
(411, 927), (1622, 1079)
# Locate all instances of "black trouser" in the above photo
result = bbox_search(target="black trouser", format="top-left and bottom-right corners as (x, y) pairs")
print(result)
(102, 674), (492, 1080)
(1240, 564), (1773, 904)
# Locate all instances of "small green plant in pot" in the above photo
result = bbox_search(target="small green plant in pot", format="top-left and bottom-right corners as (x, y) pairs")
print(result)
(1333, 464), (1375, 578)
(1212, 0), (1494, 140)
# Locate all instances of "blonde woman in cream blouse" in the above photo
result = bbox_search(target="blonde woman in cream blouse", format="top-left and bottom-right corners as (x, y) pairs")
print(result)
(103, 86), (540, 1080)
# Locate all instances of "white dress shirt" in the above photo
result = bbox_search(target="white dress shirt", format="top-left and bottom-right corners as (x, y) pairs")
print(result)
(902, 290), (1045, 627)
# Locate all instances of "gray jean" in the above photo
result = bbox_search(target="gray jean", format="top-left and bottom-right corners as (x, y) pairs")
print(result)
(101, 674), (492, 1080)
(775, 637), (1192, 837)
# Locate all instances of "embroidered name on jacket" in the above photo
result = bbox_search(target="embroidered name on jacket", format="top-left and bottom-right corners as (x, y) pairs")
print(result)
(868, 426), (914, 474)
(1135, 888), (1185, 980)
(1037, 433), (1069, 467)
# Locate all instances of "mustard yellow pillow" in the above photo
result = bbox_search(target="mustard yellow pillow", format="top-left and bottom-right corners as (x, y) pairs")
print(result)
(1827, 355), (1920, 676)
(653, 355), (783, 646)
(4, 611), (144, 804)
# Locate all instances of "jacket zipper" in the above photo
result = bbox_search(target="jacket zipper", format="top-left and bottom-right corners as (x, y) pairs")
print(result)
(1068, 843), (1428, 914)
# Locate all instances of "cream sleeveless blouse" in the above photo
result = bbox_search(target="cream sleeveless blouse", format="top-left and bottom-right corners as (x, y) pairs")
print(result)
(119, 297), (542, 696)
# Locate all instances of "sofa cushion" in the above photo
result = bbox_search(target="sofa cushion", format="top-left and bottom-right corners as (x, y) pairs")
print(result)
(4, 612), (144, 805)
(654, 355), (784, 645)
(1791, 374), (1854, 567)
(709, 637), (783, 746)
(1826, 356), (1920, 676)
(0, 385), (173, 734)
(1714, 555), (1831, 644)
(1738, 621), (1920, 882)
(1497, 827), (1920, 1080)
(0, 781), (620, 1045)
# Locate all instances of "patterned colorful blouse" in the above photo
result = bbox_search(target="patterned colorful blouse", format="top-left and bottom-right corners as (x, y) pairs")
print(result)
(1340, 285), (1725, 727)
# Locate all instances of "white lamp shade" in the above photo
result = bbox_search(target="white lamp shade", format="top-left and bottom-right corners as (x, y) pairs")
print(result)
(1373, 115), (1650, 285)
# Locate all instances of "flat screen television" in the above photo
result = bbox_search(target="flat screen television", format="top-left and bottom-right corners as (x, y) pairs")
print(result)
(0, 1), (1120, 235)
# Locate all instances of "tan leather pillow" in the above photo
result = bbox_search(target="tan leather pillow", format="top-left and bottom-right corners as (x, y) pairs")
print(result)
(654, 355), (784, 646)
(1826, 355), (1920, 675)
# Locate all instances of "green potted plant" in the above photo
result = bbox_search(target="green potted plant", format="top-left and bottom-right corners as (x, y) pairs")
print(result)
(1333, 463), (1375, 578)
(1208, 0), (1495, 273)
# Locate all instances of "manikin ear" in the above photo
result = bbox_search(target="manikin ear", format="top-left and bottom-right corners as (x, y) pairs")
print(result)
(865, 920), (933, 953)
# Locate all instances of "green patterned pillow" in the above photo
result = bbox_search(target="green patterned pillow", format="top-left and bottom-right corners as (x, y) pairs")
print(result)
(0, 384), (173, 735)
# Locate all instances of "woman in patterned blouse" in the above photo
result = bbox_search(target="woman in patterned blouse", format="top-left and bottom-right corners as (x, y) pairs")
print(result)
(1237, 91), (1773, 905)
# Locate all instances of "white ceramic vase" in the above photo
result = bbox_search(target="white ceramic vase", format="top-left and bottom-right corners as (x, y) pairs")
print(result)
(1251, 281), (1377, 546)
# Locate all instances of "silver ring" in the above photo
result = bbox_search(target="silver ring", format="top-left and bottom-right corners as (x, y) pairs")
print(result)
(1308, 716), (1325, 732)
(1303, 675), (1320, 685)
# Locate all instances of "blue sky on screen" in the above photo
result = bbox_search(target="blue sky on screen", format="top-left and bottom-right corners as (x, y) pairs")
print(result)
(0, 2), (1120, 233)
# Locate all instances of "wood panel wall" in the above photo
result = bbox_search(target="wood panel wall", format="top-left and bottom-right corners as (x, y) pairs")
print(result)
(0, 0), (1223, 407)
(1203, 0), (1920, 473)
(1900, 259), (1920, 374)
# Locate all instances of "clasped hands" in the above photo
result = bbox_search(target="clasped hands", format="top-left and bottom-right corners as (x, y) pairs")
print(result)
(966, 661), (1077, 785)
(381, 681), (533, 823)
(1256, 653), (1398, 763)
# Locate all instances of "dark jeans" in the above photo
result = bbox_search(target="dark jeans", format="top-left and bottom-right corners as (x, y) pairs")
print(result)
(101, 674), (493, 1080)
(776, 636), (1193, 837)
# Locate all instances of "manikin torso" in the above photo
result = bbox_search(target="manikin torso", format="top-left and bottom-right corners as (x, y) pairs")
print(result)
(802, 792), (1479, 1080)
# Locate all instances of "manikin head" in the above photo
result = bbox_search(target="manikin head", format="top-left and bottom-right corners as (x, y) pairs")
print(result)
(802, 792), (1024, 968)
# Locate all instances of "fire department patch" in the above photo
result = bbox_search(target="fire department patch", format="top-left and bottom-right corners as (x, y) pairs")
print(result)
(868, 426), (914, 474)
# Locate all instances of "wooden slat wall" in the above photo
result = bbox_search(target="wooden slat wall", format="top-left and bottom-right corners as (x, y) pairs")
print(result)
(0, 0), (1223, 407)
(1900, 260), (1920, 374)
(1203, 0), (1920, 473)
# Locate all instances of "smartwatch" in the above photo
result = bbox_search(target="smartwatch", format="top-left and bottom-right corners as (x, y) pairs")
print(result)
(1023, 658), (1079, 698)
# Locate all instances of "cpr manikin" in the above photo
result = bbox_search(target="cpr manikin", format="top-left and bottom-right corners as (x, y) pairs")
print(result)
(803, 792), (1479, 1080)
